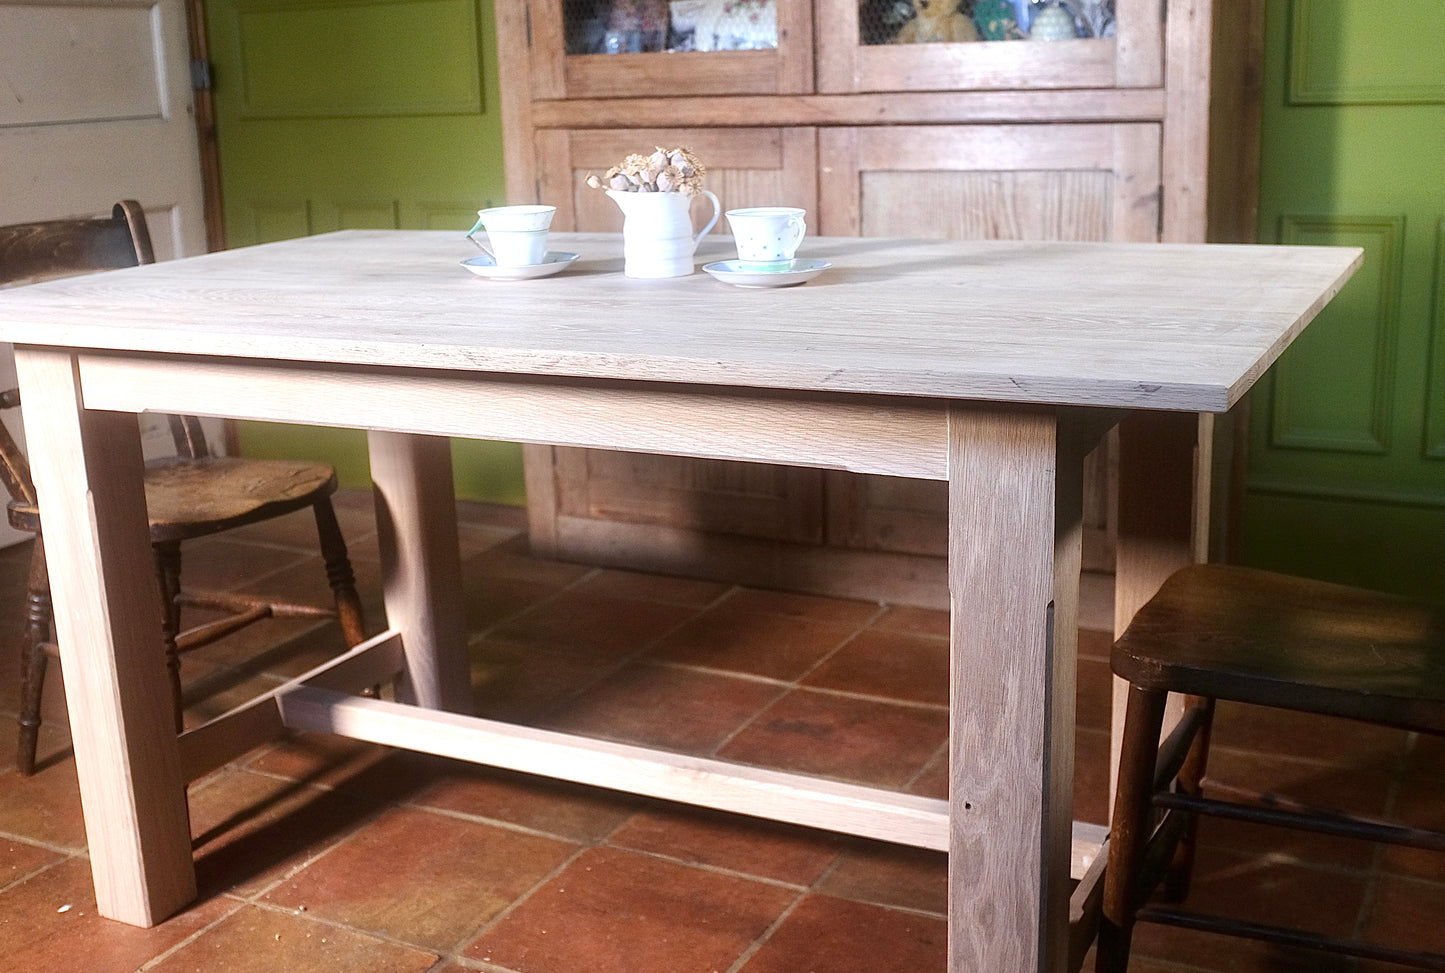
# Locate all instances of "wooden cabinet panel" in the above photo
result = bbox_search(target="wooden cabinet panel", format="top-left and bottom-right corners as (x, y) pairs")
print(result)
(537, 126), (818, 232)
(553, 448), (824, 543)
(826, 474), (947, 556)
(819, 123), (1161, 242)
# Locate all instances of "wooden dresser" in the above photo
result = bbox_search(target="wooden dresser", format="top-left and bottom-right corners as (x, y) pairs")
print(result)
(497, 0), (1263, 608)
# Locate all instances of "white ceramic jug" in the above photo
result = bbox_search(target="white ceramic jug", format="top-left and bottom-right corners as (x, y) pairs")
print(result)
(607, 189), (721, 278)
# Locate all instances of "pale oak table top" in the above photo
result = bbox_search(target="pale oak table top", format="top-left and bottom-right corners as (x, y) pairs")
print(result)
(0, 230), (1361, 412)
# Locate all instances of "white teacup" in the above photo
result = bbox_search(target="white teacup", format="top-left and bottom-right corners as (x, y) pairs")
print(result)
(466, 205), (556, 266)
(726, 207), (806, 270)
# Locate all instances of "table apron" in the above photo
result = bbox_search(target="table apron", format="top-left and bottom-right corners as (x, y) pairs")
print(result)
(75, 351), (951, 479)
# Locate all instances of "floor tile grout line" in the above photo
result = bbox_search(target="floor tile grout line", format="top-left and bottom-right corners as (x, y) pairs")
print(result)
(132, 896), (250, 972)
(809, 837), (951, 919)
(211, 893), (448, 965)
(466, 562), (607, 643)
(698, 599), (954, 763)
(179, 640), (327, 718)
(397, 794), (632, 849)
(722, 884), (812, 973)
(198, 533), (379, 560)
(598, 836), (830, 895)
(444, 841), (595, 959)
(1186, 843), (1412, 883)
(210, 805), (431, 930)
(187, 765), (410, 905)
(900, 739), (949, 795)
(785, 601), (894, 689)
(0, 848), (85, 897)
(472, 576), (744, 730)
(0, 827), (88, 860)
(186, 761), (345, 837)
(1205, 740), (1412, 772)
(774, 680), (951, 714)
(186, 740), (588, 966)
(706, 680), (797, 759)
(184, 548), (324, 595)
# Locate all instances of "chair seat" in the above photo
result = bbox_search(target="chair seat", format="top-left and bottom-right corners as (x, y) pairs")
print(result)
(1114, 564), (1445, 734)
(9, 456), (338, 541)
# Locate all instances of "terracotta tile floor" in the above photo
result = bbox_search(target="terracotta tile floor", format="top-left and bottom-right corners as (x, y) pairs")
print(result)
(0, 491), (1440, 972)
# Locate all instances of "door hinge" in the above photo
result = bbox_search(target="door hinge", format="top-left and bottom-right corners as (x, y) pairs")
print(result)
(525, 4), (533, 46)
(1157, 184), (1166, 237)
(190, 59), (214, 92)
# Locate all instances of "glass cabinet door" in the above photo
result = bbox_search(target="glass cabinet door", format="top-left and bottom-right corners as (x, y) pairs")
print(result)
(529, 0), (814, 99)
(817, 0), (1161, 92)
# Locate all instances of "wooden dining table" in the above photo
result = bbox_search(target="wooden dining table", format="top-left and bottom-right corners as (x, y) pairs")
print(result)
(0, 230), (1359, 973)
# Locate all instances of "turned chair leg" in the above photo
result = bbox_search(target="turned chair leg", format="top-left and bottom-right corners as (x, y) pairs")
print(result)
(15, 538), (53, 776)
(1163, 695), (1215, 901)
(16, 504), (365, 769)
(312, 498), (366, 646)
(1097, 682), (1170, 973)
(153, 541), (185, 732)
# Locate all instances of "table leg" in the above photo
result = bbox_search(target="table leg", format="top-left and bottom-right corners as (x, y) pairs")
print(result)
(367, 431), (472, 713)
(14, 348), (195, 926)
(1111, 412), (1207, 801)
(947, 406), (1083, 973)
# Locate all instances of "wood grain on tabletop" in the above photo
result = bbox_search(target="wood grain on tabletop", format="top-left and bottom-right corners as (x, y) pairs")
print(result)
(0, 230), (1362, 413)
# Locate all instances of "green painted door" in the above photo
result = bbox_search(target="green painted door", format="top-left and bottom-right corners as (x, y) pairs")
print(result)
(1244, 0), (1445, 601)
(206, 0), (505, 242)
(204, 0), (525, 502)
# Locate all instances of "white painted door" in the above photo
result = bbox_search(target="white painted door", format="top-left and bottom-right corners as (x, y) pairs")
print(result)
(0, 0), (210, 543)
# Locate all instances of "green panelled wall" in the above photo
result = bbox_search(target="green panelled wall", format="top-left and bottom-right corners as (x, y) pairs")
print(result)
(204, 0), (527, 503)
(1244, 0), (1445, 601)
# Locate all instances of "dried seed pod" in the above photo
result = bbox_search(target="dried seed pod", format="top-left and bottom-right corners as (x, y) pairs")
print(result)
(586, 146), (707, 193)
(671, 147), (704, 180)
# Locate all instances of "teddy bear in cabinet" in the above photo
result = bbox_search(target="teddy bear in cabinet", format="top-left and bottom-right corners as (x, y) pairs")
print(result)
(893, 0), (979, 43)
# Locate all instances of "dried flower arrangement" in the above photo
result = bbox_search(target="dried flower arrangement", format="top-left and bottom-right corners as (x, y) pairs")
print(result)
(585, 146), (707, 196)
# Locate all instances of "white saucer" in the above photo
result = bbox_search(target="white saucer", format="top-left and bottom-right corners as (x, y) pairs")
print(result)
(702, 258), (831, 288)
(461, 251), (579, 280)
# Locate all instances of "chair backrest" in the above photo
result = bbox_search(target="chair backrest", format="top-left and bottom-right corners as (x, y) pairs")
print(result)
(0, 200), (156, 288)
(0, 202), (212, 512)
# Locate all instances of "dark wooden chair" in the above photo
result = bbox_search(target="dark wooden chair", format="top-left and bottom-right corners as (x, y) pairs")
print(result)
(1, 201), (367, 775)
(1097, 563), (1445, 971)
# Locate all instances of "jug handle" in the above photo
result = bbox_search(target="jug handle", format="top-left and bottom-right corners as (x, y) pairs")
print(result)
(692, 191), (721, 245)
